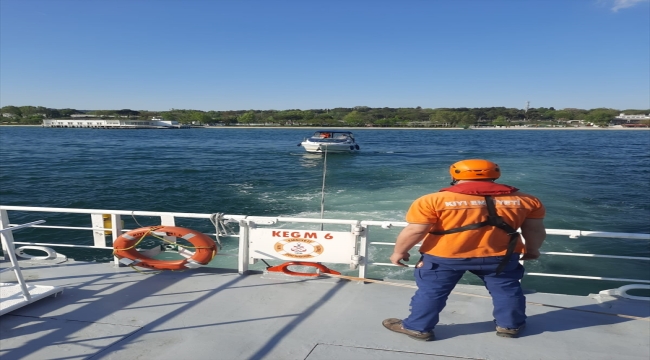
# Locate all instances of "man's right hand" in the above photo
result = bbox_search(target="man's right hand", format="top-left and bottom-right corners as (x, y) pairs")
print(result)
(390, 252), (410, 267)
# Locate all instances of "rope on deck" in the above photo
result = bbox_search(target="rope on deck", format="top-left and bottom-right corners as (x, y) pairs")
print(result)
(323, 273), (650, 322)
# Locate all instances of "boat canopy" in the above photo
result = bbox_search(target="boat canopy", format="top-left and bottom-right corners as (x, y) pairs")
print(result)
(310, 131), (354, 140)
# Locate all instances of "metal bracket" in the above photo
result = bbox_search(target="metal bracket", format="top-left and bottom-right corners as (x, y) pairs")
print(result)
(352, 226), (366, 236)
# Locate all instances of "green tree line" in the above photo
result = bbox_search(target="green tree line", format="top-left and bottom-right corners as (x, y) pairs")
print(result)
(2, 105), (648, 127)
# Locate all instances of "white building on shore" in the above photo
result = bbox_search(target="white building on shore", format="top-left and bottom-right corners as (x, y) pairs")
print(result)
(614, 113), (650, 122)
(43, 117), (189, 129)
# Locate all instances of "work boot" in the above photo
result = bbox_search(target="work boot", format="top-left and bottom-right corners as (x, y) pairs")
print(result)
(496, 324), (525, 338)
(382, 318), (434, 341)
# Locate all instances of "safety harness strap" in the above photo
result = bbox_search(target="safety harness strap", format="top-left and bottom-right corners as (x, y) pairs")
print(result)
(429, 220), (491, 234)
(429, 195), (520, 274)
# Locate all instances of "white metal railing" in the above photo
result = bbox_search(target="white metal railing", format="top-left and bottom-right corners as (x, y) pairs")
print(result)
(1, 205), (649, 286)
(0, 219), (65, 316)
(0, 220), (47, 300)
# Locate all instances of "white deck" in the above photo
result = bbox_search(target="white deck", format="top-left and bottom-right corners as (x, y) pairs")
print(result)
(1, 259), (648, 360)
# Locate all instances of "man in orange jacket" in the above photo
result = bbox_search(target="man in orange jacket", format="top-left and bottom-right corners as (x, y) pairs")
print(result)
(383, 159), (546, 341)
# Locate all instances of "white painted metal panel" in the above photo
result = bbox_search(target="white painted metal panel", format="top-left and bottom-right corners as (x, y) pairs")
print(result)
(249, 228), (356, 263)
(90, 213), (107, 247)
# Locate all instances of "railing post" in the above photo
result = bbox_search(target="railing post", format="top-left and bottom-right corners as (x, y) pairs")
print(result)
(238, 219), (250, 275)
(111, 214), (123, 267)
(358, 224), (369, 280)
(0, 209), (9, 255)
(159, 214), (176, 243)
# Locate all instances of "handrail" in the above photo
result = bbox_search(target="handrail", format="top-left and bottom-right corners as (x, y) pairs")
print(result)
(524, 273), (650, 284)
(0, 220), (46, 234)
(539, 252), (649, 261)
(1, 205), (649, 286)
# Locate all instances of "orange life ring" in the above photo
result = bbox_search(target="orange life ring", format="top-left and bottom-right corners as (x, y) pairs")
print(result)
(266, 261), (341, 277)
(113, 226), (217, 271)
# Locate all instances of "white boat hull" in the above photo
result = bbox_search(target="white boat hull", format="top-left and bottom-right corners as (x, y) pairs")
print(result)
(301, 141), (359, 153)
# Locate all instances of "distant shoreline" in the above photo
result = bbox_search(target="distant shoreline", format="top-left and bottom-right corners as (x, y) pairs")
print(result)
(1, 124), (648, 131)
(205, 126), (650, 131)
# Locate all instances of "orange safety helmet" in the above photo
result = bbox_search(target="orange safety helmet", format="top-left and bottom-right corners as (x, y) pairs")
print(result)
(449, 159), (501, 181)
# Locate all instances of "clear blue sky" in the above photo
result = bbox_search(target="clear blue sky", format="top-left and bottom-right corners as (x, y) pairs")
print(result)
(1, 0), (648, 112)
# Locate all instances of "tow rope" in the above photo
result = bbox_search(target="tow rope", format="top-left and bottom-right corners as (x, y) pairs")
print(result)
(321, 273), (649, 322)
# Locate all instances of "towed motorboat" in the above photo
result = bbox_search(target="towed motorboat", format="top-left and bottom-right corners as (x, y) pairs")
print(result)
(300, 130), (360, 153)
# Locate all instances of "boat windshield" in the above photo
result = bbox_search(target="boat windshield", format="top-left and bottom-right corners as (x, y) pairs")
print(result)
(334, 133), (349, 140)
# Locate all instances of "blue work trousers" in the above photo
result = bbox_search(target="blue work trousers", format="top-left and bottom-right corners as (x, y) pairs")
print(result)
(402, 253), (526, 332)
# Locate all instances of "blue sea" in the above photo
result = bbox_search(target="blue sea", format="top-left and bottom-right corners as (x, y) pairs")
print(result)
(1, 126), (649, 296)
